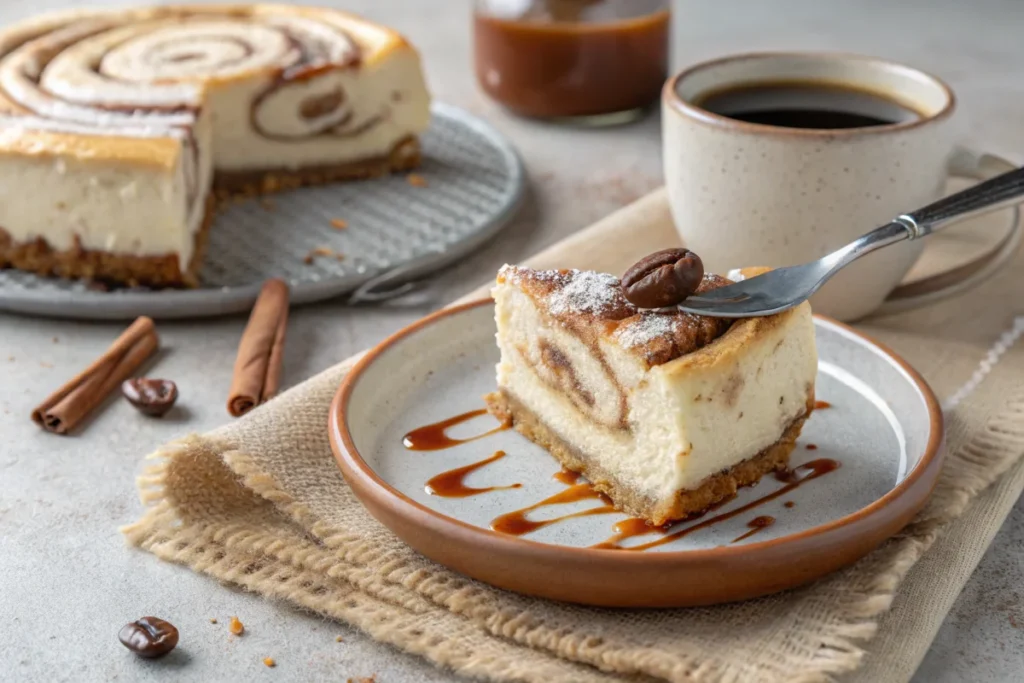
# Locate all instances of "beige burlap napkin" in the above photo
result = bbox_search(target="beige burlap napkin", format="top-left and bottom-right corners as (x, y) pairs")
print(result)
(123, 189), (1024, 683)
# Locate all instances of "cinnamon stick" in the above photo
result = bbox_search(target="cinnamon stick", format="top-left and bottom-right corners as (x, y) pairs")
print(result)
(228, 279), (289, 417)
(32, 316), (159, 434)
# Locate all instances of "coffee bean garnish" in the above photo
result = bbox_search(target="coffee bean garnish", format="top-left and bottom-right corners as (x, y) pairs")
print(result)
(121, 378), (178, 417)
(118, 617), (179, 658)
(621, 248), (705, 309)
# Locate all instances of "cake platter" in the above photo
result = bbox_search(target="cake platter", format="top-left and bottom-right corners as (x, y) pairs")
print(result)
(0, 103), (524, 320)
(329, 298), (944, 608)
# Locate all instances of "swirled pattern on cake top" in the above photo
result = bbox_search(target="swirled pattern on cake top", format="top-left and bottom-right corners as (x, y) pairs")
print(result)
(496, 265), (735, 367)
(0, 4), (430, 168)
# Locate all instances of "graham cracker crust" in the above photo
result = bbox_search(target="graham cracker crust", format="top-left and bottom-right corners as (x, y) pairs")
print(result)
(0, 136), (420, 288)
(486, 389), (812, 526)
(0, 195), (216, 289)
(213, 136), (422, 198)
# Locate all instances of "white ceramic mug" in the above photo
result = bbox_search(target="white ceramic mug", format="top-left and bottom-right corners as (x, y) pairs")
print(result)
(662, 52), (1020, 321)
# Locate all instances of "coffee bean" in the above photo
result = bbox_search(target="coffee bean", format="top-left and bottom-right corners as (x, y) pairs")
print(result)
(621, 248), (705, 309)
(119, 617), (179, 658)
(121, 378), (178, 417)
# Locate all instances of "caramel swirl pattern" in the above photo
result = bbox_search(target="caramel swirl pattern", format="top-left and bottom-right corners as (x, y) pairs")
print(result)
(0, 7), (374, 136)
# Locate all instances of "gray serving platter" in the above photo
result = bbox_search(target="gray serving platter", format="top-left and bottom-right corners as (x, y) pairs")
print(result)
(0, 103), (524, 320)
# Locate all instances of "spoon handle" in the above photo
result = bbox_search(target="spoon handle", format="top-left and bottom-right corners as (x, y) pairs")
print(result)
(896, 165), (1024, 238)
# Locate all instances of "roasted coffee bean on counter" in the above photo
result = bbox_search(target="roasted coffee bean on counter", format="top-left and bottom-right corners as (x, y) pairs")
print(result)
(118, 617), (179, 658)
(621, 248), (705, 309)
(121, 378), (178, 417)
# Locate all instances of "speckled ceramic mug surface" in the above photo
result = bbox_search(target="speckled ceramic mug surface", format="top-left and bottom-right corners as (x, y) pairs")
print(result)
(663, 52), (1018, 321)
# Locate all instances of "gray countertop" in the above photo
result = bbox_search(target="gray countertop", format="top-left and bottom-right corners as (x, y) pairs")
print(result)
(2, 0), (1022, 681)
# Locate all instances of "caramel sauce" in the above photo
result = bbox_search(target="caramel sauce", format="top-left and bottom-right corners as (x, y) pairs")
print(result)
(731, 515), (776, 543)
(590, 494), (736, 549)
(426, 450), (522, 498)
(402, 409), (508, 451)
(814, 400), (832, 410)
(806, 443), (818, 450)
(491, 483), (615, 536)
(553, 468), (583, 485)
(473, 1), (670, 119)
(591, 517), (667, 549)
(597, 459), (840, 551)
(784, 501), (796, 508)
(774, 458), (839, 484)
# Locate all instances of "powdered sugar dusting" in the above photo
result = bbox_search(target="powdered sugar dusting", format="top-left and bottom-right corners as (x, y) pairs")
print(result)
(726, 268), (746, 282)
(615, 314), (678, 348)
(546, 269), (624, 315)
(498, 264), (567, 288)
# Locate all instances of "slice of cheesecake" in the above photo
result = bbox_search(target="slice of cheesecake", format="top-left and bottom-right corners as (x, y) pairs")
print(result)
(486, 265), (818, 526)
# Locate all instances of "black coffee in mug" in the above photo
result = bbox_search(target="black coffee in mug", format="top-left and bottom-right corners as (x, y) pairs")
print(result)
(694, 81), (923, 129)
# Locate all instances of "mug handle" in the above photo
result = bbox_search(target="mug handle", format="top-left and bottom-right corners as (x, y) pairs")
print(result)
(873, 148), (1022, 316)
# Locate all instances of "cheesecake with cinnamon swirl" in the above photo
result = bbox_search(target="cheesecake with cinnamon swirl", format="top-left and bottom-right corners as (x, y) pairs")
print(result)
(486, 264), (817, 526)
(0, 5), (430, 287)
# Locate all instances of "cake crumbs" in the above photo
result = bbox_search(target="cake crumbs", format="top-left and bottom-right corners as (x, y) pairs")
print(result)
(229, 616), (244, 635)
(39, 361), (53, 368)
(263, 657), (276, 668)
(330, 218), (349, 230)
(406, 173), (428, 187)
(304, 246), (345, 264)
(347, 677), (376, 683)
(260, 198), (276, 211)
(209, 618), (218, 624)
(335, 636), (344, 642)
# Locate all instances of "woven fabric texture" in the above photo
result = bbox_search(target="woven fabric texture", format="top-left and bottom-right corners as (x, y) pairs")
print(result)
(124, 189), (1024, 682)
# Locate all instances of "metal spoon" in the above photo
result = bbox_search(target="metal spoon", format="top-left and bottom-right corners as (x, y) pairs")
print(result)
(675, 165), (1024, 318)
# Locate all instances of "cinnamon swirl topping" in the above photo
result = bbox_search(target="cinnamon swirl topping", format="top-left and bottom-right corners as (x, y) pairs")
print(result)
(0, 5), (427, 166)
(498, 265), (733, 367)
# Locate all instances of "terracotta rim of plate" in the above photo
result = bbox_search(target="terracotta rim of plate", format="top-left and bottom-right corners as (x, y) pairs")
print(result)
(329, 298), (945, 607)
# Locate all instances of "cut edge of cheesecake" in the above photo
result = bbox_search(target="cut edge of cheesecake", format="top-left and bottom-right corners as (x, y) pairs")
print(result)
(212, 135), (421, 198)
(487, 389), (813, 526)
(0, 195), (216, 288)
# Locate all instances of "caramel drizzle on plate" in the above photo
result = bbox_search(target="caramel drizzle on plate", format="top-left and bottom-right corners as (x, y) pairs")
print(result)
(490, 484), (616, 536)
(402, 409), (508, 451)
(425, 450), (522, 498)
(731, 515), (776, 543)
(552, 467), (583, 485)
(593, 459), (840, 551)
(403, 408), (839, 552)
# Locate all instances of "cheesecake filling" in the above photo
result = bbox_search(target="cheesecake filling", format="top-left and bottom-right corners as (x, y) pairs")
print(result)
(210, 49), (430, 172)
(0, 109), (213, 268)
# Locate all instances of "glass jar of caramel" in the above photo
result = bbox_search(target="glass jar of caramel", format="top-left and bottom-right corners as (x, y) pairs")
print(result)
(473, 0), (671, 124)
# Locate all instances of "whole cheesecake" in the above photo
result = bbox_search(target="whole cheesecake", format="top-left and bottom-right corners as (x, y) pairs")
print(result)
(487, 265), (818, 526)
(0, 5), (431, 287)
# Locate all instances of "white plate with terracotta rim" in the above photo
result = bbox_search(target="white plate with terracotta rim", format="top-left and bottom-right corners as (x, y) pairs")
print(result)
(329, 298), (944, 608)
